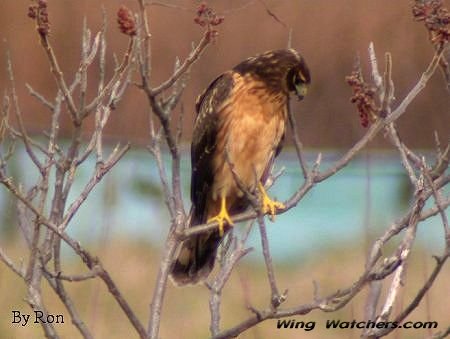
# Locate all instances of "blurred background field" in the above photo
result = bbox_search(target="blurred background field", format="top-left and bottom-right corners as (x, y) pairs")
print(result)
(0, 0), (449, 338)
(1, 230), (449, 339)
(0, 0), (448, 147)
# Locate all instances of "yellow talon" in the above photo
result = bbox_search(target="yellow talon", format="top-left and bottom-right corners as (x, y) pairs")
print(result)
(207, 196), (234, 237)
(258, 182), (285, 221)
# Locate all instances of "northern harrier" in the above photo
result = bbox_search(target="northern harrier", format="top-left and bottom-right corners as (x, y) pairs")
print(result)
(170, 49), (311, 285)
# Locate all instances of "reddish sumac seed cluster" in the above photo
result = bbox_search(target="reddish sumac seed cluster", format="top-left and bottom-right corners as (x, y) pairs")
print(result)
(412, 0), (450, 44)
(346, 71), (379, 128)
(194, 3), (224, 28)
(28, 0), (50, 37)
(117, 6), (137, 37)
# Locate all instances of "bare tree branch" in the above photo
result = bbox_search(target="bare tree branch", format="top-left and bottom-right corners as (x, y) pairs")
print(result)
(1, 2), (448, 339)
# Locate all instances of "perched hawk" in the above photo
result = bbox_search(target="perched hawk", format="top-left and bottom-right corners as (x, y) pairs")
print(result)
(170, 49), (311, 285)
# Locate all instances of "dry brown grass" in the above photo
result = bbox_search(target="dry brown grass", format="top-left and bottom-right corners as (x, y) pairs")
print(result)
(1, 236), (448, 338)
(0, 0), (448, 148)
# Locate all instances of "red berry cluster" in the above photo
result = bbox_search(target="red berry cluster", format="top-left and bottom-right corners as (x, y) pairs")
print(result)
(346, 71), (379, 128)
(27, 0), (50, 37)
(117, 6), (137, 37)
(194, 3), (224, 29)
(412, 0), (450, 45)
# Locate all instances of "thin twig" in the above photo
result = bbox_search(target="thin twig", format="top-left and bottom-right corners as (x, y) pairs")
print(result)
(61, 144), (130, 229)
(26, 83), (54, 111)
(38, 26), (79, 125)
(148, 31), (212, 96)
(0, 247), (25, 278)
(257, 214), (286, 309)
(422, 159), (450, 245)
(43, 266), (100, 282)
(208, 226), (253, 336)
(6, 50), (43, 174)
(287, 104), (309, 178)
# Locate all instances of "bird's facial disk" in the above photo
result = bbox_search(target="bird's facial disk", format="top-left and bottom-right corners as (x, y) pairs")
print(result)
(291, 71), (309, 100)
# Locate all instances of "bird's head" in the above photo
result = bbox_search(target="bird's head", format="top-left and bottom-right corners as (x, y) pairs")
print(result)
(233, 48), (311, 100)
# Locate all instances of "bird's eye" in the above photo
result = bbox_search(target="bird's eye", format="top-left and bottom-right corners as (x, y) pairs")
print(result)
(286, 68), (306, 92)
(294, 72), (305, 85)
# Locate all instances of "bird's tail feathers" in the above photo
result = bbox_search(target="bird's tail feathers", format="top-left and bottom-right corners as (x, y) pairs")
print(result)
(169, 207), (222, 286)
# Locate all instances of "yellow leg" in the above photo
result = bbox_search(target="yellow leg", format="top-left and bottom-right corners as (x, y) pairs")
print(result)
(207, 196), (234, 237)
(258, 182), (285, 221)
